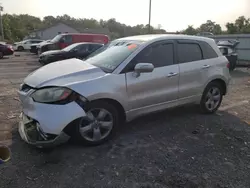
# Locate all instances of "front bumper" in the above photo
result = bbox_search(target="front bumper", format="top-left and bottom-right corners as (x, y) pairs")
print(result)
(18, 87), (86, 147)
(13, 45), (18, 51)
(19, 113), (70, 148)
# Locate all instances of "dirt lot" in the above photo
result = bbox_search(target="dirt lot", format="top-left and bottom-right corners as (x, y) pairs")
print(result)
(0, 53), (250, 188)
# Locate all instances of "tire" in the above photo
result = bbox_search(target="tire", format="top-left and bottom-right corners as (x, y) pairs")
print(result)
(71, 101), (119, 146)
(17, 46), (24, 51)
(200, 82), (223, 114)
(0, 52), (3, 59)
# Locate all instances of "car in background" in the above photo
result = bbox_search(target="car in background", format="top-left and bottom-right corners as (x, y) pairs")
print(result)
(30, 40), (50, 54)
(13, 39), (44, 51)
(18, 34), (230, 148)
(0, 43), (14, 59)
(39, 42), (103, 65)
(217, 40), (239, 71)
(37, 33), (109, 54)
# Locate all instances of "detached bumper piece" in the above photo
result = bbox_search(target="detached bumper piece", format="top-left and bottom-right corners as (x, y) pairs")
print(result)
(19, 113), (70, 148)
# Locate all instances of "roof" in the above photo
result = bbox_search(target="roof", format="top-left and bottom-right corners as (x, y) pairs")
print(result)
(68, 42), (104, 45)
(32, 22), (80, 33)
(116, 34), (215, 43)
(59, 33), (109, 37)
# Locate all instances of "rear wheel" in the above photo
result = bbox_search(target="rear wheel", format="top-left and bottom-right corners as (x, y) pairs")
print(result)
(200, 82), (223, 114)
(72, 101), (119, 146)
(17, 46), (24, 51)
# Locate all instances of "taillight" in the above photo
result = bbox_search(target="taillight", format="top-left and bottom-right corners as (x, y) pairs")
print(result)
(227, 62), (230, 68)
(7, 45), (13, 51)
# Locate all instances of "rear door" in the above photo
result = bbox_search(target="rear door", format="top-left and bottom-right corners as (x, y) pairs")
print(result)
(125, 40), (179, 110)
(177, 40), (218, 101)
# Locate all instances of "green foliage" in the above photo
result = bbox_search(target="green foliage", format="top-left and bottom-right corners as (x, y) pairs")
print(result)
(1, 14), (250, 42)
(226, 16), (250, 34)
(182, 16), (250, 35)
(1, 14), (167, 42)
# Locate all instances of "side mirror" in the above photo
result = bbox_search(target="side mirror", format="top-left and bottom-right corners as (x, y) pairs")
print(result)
(133, 63), (154, 78)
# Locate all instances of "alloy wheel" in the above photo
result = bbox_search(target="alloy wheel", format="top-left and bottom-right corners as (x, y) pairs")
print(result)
(205, 87), (221, 111)
(79, 108), (114, 142)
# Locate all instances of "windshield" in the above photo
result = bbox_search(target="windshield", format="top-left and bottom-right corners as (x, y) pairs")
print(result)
(85, 43), (110, 60)
(50, 35), (62, 43)
(62, 43), (80, 52)
(84, 40), (143, 73)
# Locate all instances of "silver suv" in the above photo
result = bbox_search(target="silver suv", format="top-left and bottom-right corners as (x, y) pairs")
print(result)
(18, 34), (231, 147)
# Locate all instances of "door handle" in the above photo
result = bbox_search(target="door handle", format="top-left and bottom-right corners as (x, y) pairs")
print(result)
(202, 65), (211, 69)
(167, 72), (178, 77)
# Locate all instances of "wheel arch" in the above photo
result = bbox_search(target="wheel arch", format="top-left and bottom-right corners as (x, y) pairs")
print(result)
(89, 98), (126, 123)
(206, 78), (227, 95)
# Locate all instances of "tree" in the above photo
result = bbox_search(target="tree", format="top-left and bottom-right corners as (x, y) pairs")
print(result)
(198, 20), (222, 34)
(226, 23), (238, 34)
(182, 25), (197, 35)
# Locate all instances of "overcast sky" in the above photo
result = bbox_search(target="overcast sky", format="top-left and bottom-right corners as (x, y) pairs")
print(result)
(1, 0), (250, 31)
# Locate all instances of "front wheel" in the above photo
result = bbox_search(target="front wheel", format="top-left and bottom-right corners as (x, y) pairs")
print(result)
(72, 101), (119, 146)
(17, 46), (24, 51)
(0, 52), (3, 59)
(200, 82), (223, 114)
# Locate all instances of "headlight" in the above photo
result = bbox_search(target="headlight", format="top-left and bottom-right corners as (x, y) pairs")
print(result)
(31, 87), (72, 104)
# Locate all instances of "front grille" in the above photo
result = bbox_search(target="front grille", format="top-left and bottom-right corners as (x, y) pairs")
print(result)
(24, 121), (57, 142)
(25, 122), (39, 142)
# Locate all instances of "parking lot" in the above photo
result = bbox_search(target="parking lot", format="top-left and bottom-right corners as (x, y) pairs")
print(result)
(0, 53), (250, 188)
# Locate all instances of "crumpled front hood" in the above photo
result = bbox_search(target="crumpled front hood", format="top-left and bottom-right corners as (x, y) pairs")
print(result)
(24, 58), (106, 88)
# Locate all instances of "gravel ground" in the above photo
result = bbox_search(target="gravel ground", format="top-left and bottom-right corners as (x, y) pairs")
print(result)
(0, 53), (250, 188)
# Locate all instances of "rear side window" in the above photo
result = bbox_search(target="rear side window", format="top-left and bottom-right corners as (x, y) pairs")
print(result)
(178, 43), (202, 63)
(199, 41), (218, 59)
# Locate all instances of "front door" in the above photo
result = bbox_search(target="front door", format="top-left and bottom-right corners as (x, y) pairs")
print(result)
(125, 40), (179, 111)
(59, 35), (73, 49)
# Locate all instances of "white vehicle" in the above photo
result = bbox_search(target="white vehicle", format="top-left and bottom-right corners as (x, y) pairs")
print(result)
(13, 39), (44, 51)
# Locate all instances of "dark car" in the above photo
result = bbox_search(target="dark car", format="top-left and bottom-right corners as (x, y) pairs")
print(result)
(39, 42), (103, 65)
(0, 43), (14, 59)
(30, 40), (50, 54)
(38, 33), (109, 55)
(217, 40), (239, 71)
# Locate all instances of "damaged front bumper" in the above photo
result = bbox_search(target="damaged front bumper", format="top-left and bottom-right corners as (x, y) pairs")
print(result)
(18, 113), (70, 148)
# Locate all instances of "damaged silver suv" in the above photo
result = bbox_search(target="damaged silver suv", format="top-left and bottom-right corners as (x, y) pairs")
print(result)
(18, 34), (231, 147)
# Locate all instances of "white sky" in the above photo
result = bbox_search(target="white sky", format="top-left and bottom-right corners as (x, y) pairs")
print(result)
(1, 0), (250, 31)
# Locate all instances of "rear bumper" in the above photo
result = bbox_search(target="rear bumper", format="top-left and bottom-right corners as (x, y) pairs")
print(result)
(18, 113), (70, 148)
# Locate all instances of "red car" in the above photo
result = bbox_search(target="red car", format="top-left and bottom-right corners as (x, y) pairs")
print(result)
(38, 33), (109, 54)
(0, 42), (14, 59)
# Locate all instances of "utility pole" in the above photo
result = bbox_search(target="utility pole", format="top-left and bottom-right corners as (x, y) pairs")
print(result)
(148, 0), (152, 34)
(0, 5), (4, 40)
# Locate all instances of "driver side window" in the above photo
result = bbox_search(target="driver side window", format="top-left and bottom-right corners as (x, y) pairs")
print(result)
(78, 45), (89, 53)
(24, 41), (31, 44)
(125, 42), (174, 72)
(62, 35), (73, 43)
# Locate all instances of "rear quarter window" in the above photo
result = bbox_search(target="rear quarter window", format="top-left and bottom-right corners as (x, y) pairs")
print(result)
(199, 41), (218, 59)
